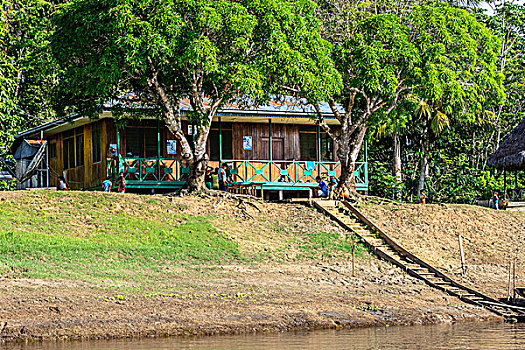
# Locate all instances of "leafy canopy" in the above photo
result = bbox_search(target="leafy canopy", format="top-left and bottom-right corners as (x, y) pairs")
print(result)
(52, 0), (340, 119)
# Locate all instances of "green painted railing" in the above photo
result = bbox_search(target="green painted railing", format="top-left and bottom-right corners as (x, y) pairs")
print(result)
(107, 157), (368, 189)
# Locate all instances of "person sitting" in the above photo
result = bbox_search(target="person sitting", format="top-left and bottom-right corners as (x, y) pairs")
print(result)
(316, 176), (328, 198)
(58, 176), (69, 191)
(419, 190), (427, 204)
(328, 176), (338, 199)
(204, 167), (213, 190)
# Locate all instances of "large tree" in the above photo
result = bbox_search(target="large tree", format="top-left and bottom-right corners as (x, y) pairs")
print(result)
(51, 0), (338, 191)
(1, 0), (57, 156)
(302, 3), (503, 192)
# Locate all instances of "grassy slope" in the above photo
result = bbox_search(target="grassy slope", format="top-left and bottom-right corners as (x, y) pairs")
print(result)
(0, 191), (362, 291)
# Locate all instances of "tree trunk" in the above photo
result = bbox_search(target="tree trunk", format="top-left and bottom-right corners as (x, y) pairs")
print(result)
(418, 123), (430, 201)
(163, 113), (209, 193)
(393, 132), (402, 200)
(185, 154), (208, 192)
(337, 127), (367, 194)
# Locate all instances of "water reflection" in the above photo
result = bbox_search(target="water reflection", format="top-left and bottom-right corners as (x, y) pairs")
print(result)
(2, 321), (525, 350)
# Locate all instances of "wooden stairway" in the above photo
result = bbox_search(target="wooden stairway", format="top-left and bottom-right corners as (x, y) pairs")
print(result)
(314, 199), (525, 321)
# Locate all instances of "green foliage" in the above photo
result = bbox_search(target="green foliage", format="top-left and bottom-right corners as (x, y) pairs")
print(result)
(52, 0), (339, 117)
(368, 161), (403, 200)
(408, 4), (504, 119)
(0, 0), (58, 157)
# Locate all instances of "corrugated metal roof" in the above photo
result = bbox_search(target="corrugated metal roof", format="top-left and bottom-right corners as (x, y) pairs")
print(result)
(15, 96), (341, 141)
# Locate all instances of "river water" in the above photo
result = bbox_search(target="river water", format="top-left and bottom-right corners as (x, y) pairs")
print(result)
(2, 322), (525, 350)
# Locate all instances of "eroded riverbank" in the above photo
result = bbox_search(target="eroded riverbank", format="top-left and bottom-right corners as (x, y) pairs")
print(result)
(0, 259), (499, 343)
(0, 193), (519, 343)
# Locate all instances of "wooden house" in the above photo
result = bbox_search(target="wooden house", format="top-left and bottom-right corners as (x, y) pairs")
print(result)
(12, 99), (368, 198)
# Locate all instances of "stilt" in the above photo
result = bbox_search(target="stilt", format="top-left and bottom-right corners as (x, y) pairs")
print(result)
(504, 169), (507, 201)
(279, 190), (283, 201)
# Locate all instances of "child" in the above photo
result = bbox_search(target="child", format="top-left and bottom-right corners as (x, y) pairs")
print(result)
(339, 185), (350, 200)
(492, 191), (499, 210)
(102, 176), (112, 192)
(58, 176), (69, 191)
(419, 190), (427, 204)
(316, 176), (328, 198)
(328, 176), (338, 199)
(205, 167), (213, 190)
(118, 173), (126, 193)
(218, 164), (228, 191)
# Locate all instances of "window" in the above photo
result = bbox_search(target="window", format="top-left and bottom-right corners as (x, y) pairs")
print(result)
(299, 125), (317, 161)
(49, 143), (57, 159)
(209, 122), (233, 160)
(320, 132), (333, 161)
(299, 125), (334, 161)
(62, 127), (84, 169)
(92, 123), (101, 163)
(76, 132), (84, 166)
(125, 126), (159, 158)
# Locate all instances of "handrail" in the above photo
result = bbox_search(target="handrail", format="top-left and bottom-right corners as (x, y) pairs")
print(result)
(107, 157), (368, 188)
(340, 200), (507, 305)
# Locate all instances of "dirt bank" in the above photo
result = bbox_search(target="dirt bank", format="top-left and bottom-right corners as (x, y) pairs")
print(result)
(0, 194), (509, 343)
(0, 260), (497, 343)
(360, 202), (525, 300)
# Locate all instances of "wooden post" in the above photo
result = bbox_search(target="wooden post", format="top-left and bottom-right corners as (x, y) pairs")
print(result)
(269, 119), (273, 182)
(219, 117), (222, 163)
(458, 234), (466, 276)
(317, 125), (321, 176)
(351, 239), (356, 277)
(513, 257), (517, 301)
(507, 260), (512, 301)
(504, 169), (507, 201)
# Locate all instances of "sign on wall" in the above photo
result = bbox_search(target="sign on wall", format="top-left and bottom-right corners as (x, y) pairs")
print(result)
(243, 136), (253, 151)
(167, 140), (177, 155)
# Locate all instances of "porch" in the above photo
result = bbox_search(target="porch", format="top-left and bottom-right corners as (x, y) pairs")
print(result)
(107, 157), (368, 195)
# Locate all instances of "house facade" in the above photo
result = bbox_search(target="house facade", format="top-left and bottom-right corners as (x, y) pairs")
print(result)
(13, 101), (368, 197)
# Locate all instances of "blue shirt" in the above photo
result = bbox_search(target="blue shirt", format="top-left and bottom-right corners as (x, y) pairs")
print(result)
(103, 180), (112, 192)
(319, 180), (328, 196)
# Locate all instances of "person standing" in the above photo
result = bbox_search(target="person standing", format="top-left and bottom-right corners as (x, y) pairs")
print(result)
(218, 164), (228, 191)
(102, 176), (112, 192)
(492, 191), (499, 210)
(118, 173), (126, 193)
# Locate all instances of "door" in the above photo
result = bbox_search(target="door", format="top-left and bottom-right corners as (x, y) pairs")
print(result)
(272, 138), (284, 160)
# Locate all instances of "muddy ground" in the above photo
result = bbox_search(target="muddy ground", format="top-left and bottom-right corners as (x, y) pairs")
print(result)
(0, 195), (516, 343)
(0, 259), (497, 343)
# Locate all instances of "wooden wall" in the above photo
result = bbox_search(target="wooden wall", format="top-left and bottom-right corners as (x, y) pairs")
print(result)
(48, 119), (113, 190)
(232, 122), (301, 161)
(46, 118), (339, 189)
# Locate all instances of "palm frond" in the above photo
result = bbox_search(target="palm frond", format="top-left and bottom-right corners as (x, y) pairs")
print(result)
(415, 100), (432, 121)
(431, 111), (449, 134)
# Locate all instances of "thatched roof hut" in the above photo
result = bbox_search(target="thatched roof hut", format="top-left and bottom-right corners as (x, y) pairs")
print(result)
(488, 117), (525, 170)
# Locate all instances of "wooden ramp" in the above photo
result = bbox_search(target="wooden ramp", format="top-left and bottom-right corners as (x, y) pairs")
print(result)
(314, 199), (525, 321)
